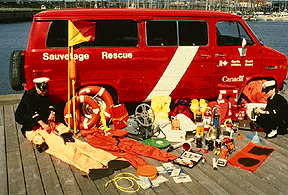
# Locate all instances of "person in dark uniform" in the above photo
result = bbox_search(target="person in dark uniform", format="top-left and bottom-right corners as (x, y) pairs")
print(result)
(14, 78), (130, 177)
(15, 77), (75, 152)
(15, 77), (55, 136)
(255, 80), (288, 138)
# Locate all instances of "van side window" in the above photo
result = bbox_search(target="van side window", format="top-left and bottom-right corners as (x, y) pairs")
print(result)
(46, 20), (138, 48)
(94, 21), (138, 47)
(146, 20), (208, 46)
(216, 21), (254, 46)
(146, 21), (177, 46)
(179, 21), (208, 46)
(47, 20), (68, 48)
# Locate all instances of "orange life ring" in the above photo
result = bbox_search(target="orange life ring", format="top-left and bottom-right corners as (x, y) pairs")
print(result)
(77, 86), (114, 125)
(64, 95), (100, 130)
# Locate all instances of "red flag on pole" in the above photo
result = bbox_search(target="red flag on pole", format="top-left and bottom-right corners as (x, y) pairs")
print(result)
(68, 20), (95, 47)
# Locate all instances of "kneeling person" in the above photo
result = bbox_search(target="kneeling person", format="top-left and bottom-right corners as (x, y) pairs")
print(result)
(255, 80), (288, 138)
(14, 77), (128, 178)
(14, 77), (63, 151)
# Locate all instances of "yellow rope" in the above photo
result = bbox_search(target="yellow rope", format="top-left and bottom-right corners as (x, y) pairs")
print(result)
(105, 172), (140, 193)
(67, 46), (71, 130)
(99, 105), (111, 132)
(72, 79), (77, 134)
(111, 113), (128, 124)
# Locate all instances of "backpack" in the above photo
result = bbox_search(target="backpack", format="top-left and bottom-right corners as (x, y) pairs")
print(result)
(170, 99), (193, 119)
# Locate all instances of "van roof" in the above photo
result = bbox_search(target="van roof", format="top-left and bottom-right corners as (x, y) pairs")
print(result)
(34, 8), (240, 21)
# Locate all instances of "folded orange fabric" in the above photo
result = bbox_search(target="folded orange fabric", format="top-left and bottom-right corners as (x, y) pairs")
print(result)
(26, 123), (118, 173)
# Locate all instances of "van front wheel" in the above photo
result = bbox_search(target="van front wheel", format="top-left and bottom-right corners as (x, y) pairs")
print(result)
(9, 50), (25, 91)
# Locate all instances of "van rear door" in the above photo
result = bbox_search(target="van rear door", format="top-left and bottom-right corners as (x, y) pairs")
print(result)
(212, 19), (262, 93)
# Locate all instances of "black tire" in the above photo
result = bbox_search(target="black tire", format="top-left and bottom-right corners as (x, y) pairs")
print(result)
(9, 50), (25, 91)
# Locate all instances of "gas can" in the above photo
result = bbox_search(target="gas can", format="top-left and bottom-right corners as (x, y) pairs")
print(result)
(196, 122), (204, 137)
(171, 119), (180, 130)
(208, 139), (214, 151)
(215, 139), (222, 149)
(195, 135), (202, 148)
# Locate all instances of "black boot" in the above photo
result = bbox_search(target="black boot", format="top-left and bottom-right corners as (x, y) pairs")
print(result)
(87, 167), (114, 180)
(36, 142), (49, 153)
(108, 160), (131, 170)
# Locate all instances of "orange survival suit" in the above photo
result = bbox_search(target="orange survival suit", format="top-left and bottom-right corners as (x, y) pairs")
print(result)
(84, 128), (178, 169)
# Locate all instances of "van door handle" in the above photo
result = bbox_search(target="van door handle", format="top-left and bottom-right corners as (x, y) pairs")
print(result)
(33, 69), (53, 76)
(201, 54), (210, 57)
(215, 53), (226, 57)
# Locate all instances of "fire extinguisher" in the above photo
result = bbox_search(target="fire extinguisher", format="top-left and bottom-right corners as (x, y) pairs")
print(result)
(203, 107), (212, 131)
(195, 108), (202, 123)
(213, 105), (220, 129)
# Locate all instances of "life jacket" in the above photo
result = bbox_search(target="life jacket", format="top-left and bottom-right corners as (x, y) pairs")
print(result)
(150, 96), (171, 125)
(190, 99), (208, 120)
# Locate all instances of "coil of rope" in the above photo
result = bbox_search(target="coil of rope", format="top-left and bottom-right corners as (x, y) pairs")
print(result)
(105, 172), (140, 193)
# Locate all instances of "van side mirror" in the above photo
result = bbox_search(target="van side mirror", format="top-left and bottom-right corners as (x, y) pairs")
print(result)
(241, 38), (247, 48)
(238, 38), (247, 57)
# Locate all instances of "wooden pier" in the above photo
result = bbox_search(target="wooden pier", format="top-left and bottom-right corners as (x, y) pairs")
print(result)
(1, 94), (288, 195)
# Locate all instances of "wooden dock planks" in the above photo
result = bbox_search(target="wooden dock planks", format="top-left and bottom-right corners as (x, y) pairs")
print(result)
(0, 103), (287, 195)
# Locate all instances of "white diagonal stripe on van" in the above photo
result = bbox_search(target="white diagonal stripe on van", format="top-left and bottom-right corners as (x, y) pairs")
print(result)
(145, 46), (199, 101)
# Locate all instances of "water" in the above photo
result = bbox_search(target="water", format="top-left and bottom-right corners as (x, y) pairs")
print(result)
(0, 22), (32, 95)
(0, 21), (288, 95)
(246, 21), (288, 57)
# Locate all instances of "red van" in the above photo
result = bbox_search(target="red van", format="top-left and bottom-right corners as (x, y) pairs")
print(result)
(10, 8), (288, 106)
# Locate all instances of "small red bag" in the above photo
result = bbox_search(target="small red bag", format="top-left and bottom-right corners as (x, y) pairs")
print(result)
(110, 104), (129, 129)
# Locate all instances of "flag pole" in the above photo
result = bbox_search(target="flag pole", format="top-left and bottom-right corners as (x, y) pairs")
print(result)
(70, 46), (77, 134)
(68, 46), (71, 131)
(68, 20), (95, 134)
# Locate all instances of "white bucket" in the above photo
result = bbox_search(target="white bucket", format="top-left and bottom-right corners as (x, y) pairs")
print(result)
(245, 103), (267, 121)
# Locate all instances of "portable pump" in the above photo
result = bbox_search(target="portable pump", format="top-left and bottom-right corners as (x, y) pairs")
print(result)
(126, 103), (155, 140)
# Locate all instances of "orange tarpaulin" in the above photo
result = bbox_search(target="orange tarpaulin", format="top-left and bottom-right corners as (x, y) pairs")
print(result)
(228, 142), (274, 173)
(242, 80), (268, 104)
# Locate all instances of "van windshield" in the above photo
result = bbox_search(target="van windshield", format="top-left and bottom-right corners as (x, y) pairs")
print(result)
(245, 22), (264, 45)
(46, 20), (139, 48)
(216, 21), (254, 46)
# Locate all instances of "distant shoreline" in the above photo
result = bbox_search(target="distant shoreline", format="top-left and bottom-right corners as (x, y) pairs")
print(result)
(0, 8), (42, 23)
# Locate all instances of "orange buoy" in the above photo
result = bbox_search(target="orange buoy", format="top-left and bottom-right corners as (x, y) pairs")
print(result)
(64, 95), (100, 130)
(69, 59), (77, 80)
(78, 86), (114, 125)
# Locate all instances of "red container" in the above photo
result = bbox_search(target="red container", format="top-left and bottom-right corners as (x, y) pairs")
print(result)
(110, 104), (129, 129)
(221, 147), (229, 160)
(231, 105), (246, 121)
